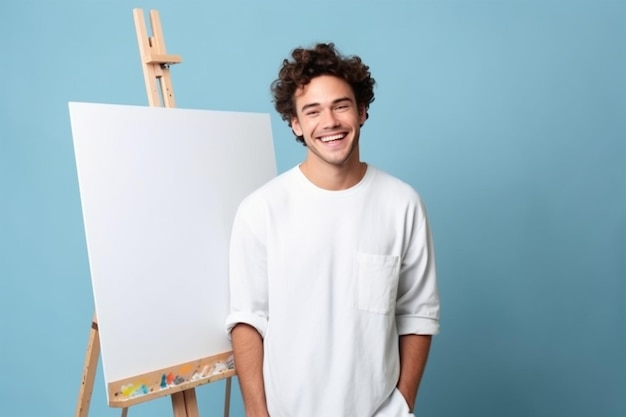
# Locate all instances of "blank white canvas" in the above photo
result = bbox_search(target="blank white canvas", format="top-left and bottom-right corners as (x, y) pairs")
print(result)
(68, 102), (276, 397)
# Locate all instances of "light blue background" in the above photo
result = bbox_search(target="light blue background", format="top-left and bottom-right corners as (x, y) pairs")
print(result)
(1, 1), (624, 416)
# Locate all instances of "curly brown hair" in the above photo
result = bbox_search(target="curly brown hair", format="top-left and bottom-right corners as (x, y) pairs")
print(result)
(271, 43), (376, 144)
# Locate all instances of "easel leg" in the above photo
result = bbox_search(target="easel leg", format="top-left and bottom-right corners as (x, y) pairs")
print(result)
(184, 390), (199, 417)
(171, 392), (186, 417)
(223, 377), (232, 417)
(75, 314), (100, 417)
(171, 389), (199, 417)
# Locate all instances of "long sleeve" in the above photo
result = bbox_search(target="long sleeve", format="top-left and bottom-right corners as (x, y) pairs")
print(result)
(395, 200), (440, 336)
(225, 199), (269, 338)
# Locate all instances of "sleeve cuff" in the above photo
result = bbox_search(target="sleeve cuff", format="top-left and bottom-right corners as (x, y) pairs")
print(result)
(225, 312), (268, 340)
(396, 315), (440, 336)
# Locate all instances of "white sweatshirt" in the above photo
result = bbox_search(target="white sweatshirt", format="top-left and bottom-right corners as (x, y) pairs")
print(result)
(226, 165), (440, 417)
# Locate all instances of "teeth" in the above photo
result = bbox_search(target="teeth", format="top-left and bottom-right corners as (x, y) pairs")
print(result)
(321, 134), (344, 142)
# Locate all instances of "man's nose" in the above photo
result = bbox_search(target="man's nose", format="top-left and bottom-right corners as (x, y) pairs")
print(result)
(321, 110), (340, 128)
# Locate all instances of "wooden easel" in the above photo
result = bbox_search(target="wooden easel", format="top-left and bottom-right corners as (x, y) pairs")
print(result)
(74, 9), (235, 417)
(132, 8), (180, 108)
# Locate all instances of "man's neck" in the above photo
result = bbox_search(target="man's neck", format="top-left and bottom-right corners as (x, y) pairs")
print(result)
(299, 159), (367, 191)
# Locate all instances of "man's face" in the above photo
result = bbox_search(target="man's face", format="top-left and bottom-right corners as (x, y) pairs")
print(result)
(291, 75), (366, 171)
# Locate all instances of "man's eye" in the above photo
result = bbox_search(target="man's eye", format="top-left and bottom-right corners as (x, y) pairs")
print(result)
(306, 110), (320, 116)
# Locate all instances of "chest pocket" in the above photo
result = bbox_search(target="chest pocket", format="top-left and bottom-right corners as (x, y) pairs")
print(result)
(356, 253), (400, 315)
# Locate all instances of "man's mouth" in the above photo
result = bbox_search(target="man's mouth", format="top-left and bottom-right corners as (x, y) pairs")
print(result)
(319, 133), (346, 143)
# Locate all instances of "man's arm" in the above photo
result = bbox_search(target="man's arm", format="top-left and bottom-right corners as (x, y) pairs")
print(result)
(396, 334), (432, 413)
(231, 323), (270, 417)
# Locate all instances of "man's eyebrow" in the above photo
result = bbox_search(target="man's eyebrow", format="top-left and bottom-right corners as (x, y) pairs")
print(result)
(300, 97), (353, 113)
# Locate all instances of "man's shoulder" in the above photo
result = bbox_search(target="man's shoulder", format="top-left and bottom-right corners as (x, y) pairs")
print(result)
(368, 165), (422, 202)
(238, 165), (299, 207)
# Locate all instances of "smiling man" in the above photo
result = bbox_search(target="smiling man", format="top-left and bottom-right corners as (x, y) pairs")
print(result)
(226, 43), (440, 417)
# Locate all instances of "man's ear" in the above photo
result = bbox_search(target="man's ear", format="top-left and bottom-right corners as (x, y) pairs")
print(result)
(359, 106), (368, 126)
(291, 116), (303, 137)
